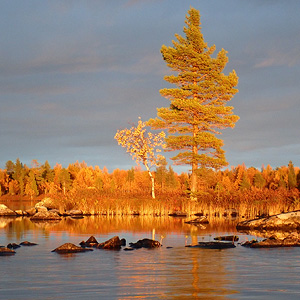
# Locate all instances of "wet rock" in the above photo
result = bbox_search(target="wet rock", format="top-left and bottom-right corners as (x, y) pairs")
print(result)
(129, 238), (161, 249)
(0, 204), (16, 216)
(7, 243), (21, 249)
(20, 241), (38, 246)
(120, 238), (126, 246)
(240, 239), (259, 247)
(52, 243), (93, 254)
(250, 234), (300, 248)
(30, 210), (62, 221)
(84, 236), (99, 247)
(214, 235), (239, 242)
(97, 236), (123, 250)
(123, 247), (135, 251)
(186, 241), (236, 249)
(237, 211), (300, 231)
(0, 247), (16, 255)
(185, 216), (209, 224)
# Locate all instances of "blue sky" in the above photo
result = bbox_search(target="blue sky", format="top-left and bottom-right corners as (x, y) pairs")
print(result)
(1, 0), (299, 172)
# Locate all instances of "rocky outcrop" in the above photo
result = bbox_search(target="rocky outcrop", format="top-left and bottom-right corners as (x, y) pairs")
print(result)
(30, 210), (62, 221)
(52, 243), (93, 254)
(241, 234), (300, 248)
(129, 238), (161, 249)
(0, 204), (16, 216)
(237, 211), (300, 231)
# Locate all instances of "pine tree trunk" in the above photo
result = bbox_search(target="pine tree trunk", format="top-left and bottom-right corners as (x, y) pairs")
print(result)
(190, 125), (198, 200)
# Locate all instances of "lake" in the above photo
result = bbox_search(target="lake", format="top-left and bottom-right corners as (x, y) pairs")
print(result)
(1, 207), (300, 299)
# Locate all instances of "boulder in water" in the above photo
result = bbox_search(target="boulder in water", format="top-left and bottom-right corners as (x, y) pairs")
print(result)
(97, 236), (123, 250)
(129, 238), (161, 249)
(52, 243), (93, 254)
(0, 247), (16, 255)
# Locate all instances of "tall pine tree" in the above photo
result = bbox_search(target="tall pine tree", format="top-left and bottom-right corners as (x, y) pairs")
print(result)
(148, 7), (239, 198)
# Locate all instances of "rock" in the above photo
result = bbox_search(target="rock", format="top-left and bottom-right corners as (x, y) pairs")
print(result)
(20, 241), (38, 246)
(186, 241), (236, 249)
(237, 211), (300, 231)
(7, 243), (21, 249)
(250, 234), (300, 248)
(66, 210), (83, 216)
(185, 216), (209, 224)
(97, 236), (123, 250)
(0, 247), (16, 255)
(0, 204), (17, 216)
(35, 198), (57, 210)
(25, 207), (37, 216)
(120, 238), (126, 246)
(240, 239), (259, 247)
(30, 210), (62, 221)
(36, 206), (48, 213)
(15, 210), (24, 216)
(83, 236), (99, 247)
(123, 247), (135, 251)
(129, 238), (161, 249)
(52, 243), (93, 254)
(214, 235), (239, 242)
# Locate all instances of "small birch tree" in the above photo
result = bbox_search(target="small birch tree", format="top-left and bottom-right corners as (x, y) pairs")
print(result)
(114, 118), (165, 199)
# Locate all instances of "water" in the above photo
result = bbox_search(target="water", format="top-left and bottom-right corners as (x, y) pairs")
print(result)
(1, 214), (300, 299)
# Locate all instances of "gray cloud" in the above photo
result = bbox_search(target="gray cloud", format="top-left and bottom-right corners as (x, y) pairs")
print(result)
(1, 0), (300, 171)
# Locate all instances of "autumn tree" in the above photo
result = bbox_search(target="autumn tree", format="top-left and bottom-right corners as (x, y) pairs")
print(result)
(148, 7), (239, 198)
(115, 118), (165, 198)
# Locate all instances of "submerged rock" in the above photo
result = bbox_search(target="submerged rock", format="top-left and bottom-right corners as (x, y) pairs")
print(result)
(186, 241), (236, 249)
(20, 241), (38, 246)
(129, 238), (161, 249)
(0, 204), (16, 216)
(0, 247), (16, 255)
(52, 243), (93, 254)
(97, 236), (123, 250)
(237, 211), (300, 231)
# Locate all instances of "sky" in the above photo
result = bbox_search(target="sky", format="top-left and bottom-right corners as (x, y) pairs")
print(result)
(1, 0), (300, 173)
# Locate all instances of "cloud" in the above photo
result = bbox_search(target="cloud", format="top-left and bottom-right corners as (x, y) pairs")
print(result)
(255, 49), (300, 68)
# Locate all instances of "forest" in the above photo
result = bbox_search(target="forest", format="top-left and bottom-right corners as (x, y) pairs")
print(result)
(1, 158), (299, 218)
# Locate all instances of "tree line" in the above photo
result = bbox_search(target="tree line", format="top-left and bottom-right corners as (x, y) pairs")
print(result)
(1, 159), (299, 206)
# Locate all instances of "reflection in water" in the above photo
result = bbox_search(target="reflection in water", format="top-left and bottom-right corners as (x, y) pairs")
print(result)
(1, 215), (298, 299)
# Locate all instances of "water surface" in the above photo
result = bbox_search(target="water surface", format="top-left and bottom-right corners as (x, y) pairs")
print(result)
(1, 214), (300, 299)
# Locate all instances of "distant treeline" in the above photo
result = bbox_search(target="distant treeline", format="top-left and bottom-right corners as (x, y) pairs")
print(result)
(1, 159), (300, 216)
